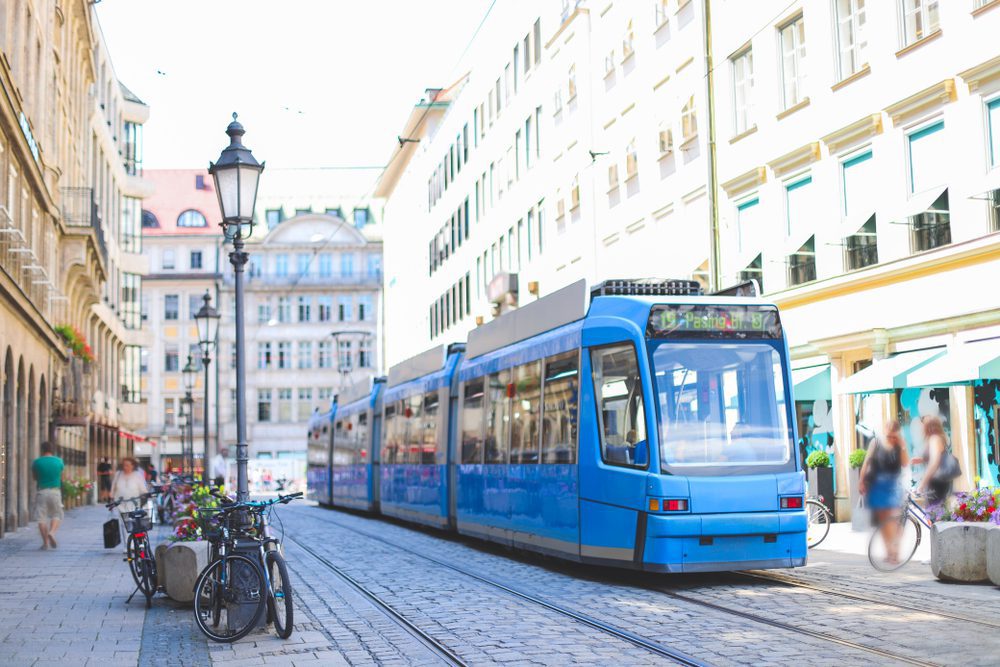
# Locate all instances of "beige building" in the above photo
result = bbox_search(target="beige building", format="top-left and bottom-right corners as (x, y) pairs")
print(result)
(0, 1), (150, 536)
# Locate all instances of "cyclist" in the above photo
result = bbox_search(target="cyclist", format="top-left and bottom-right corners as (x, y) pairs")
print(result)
(859, 420), (909, 564)
(111, 457), (148, 511)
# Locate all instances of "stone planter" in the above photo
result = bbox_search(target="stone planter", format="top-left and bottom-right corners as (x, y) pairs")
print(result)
(158, 540), (210, 603)
(930, 522), (997, 583)
(988, 528), (1000, 586)
(807, 466), (834, 516)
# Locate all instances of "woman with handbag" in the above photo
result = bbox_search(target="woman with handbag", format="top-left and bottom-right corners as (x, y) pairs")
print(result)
(913, 416), (959, 505)
(859, 421), (910, 564)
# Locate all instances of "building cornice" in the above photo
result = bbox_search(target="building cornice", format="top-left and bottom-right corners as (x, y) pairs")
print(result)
(821, 114), (883, 155)
(883, 79), (956, 126)
(766, 142), (821, 178)
(720, 166), (767, 198)
(960, 54), (1000, 93)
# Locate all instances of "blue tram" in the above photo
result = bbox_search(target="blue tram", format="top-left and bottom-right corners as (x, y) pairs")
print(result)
(306, 402), (336, 507)
(331, 378), (384, 511)
(308, 279), (807, 572)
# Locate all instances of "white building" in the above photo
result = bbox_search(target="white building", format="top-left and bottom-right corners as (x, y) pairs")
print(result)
(216, 213), (383, 465)
(377, 0), (713, 365)
(711, 0), (1000, 514)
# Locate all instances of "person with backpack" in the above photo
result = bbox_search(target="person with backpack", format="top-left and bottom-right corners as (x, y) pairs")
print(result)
(859, 421), (910, 564)
(913, 415), (959, 505)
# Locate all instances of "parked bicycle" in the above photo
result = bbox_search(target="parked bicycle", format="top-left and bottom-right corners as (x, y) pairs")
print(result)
(868, 490), (934, 571)
(106, 489), (162, 608)
(192, 492), (302, 642)
(806, 495), (833, 548)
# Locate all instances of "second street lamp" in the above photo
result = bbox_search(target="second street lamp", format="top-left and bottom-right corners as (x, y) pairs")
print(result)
(182, 354), (198, 477)
(194, 290), (220, 471)
(210, 113), (264, 502)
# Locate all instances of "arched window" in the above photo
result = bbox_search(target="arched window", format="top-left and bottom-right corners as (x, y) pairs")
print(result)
(177, 209), (207, 228)
(141, 210), (159, 228)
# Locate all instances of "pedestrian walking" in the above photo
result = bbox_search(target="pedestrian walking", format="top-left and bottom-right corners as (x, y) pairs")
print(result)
(210, 447), (229, 487)
(913, 415), (958, 505)
(110, 457), (148, 511)
(97, 457), (113, 502)
(147, 462), (158, 484)
(32, 442), (64, 550)
(858, 420), (910, 564)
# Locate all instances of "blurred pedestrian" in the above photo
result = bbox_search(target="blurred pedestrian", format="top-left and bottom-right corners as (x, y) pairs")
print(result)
(32, 442), (64, 550)
(913, 415), (958, 505)
(110, 457), (148, 510)
(146, 462), (158, 484)
(859, 420), (909, 564)
(97, 457), (113, 502)
(210, 447), (228, 488)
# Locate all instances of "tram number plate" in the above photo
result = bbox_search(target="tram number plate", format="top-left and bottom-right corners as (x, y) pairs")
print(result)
(646, 305), (782, 339)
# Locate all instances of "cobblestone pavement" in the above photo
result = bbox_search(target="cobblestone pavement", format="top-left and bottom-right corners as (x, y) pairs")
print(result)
(2, 502), (998, 666)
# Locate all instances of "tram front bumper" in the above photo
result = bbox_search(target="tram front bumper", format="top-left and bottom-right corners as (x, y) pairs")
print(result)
(642, 510), (808, 573)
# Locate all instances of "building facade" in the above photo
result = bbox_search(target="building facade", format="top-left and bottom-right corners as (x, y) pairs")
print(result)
(140, 169), (221, 473)
(217, 211), (382, 468)
(0, 0), (150, 535)
(712, 0), (1000, 515)
(378, 0), (713, 365)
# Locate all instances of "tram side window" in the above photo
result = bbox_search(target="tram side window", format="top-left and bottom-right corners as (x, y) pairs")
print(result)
(484, 369), (511, 464)
(333, 420), (346, 465)
(421, 391), (440, 464)
(510, 361), (542, 464)
(382, 403), (397, 464)
(542, 351), (579, 464)
(461, 378), (485, 464)
(357, 412), (369, 464)
(404, 395), (423, 464)
(591, 344), (648, 468)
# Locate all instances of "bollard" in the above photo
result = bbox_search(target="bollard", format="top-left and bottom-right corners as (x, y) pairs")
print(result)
(163, 541), (210, 603)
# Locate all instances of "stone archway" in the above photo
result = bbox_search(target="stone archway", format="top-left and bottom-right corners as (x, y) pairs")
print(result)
(22, 366), (36, 526)
(3, 349), (15, 534)
(14, 358), (25, 528)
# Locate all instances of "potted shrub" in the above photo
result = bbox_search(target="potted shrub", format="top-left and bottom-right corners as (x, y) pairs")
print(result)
(848, 449), (869, 531)
(805, 450), (834, 516)
(929, 488), (1000, 583)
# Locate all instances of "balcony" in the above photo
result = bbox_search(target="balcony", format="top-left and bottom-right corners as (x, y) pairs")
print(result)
(911, 216), (951, 254)
(51, 357), (93, 426)
(61, 187), (107, 266)
(0, 205), (55, 321)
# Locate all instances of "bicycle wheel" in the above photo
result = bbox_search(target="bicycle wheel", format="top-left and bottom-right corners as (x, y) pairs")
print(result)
(139, 557), (157, 609)
(126, 534), (142, 587)
(193, 555), (266, 643)
(806, 499), (832, 549)
(265, 550), (294, 639)
(868, 514), (921, 571)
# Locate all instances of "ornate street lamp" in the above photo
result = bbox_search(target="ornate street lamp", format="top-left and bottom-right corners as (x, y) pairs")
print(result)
(210, 113), (264, 501)
(182, 355), (198, 477)
(194, 290), (220, 469)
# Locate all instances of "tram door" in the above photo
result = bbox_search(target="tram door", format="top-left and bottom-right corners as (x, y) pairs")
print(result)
(371, 407), (382, 512)
(579, 341), (654, 565)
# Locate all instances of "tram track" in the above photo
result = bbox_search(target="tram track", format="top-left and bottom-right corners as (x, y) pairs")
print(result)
(296, 508), (955, 667)
(289, 513), (708, 666)
(284, 535), (468, 667)
(733, 570), (1000, 630)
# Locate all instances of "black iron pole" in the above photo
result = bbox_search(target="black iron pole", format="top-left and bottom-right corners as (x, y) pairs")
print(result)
(203, 353), (211, 476)
(230, 237), (250, 501)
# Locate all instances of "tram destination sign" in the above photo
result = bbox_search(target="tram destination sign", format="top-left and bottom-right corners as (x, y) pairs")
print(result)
(646, 304), (782, 339)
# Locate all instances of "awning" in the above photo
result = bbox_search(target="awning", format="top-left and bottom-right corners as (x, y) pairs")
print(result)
(894, 186), (947, 222)
(907, 339), (1000, 387)
(840, 210), (875, 236)
(838, 348), (946, 395)
(121, 429), (157, 446)
(968, 170), (1000, 201)
(792, 365), (831, 402)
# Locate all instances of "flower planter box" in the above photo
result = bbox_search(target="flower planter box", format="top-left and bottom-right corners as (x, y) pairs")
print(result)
(930, 522), (997, 583)
(158, 540), (210, 603)
(988, 529), (1000, 586)
(807, 466), (834, 516)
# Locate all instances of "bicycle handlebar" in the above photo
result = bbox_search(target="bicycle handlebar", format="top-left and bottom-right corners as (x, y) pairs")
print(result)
(105, 489), (161, 510)
(196, 492), (302, 516)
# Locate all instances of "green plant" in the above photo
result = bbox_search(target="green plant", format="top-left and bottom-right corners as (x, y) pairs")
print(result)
(849, 448), (867, 469)
(805, 450), (831, 468)
(54, 325), (95, 363)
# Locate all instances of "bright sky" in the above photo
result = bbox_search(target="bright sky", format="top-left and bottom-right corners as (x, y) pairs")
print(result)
(95, 0), (493, 179)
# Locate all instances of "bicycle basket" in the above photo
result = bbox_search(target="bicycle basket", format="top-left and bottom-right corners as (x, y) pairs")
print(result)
(124, 511), (152, 533)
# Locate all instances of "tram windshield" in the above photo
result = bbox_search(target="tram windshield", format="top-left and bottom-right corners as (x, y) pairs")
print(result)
(650, 342), (794, 475)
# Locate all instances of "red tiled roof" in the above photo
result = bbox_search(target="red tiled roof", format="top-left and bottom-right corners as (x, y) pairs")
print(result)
(143, 169), (224, 236)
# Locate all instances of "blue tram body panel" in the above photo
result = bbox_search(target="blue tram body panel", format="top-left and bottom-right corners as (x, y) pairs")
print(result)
(306, 404), (336, 506)
(322, 280), (807, 574)
(378, 348), (463, 529)
(331, 381), (383, 512)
